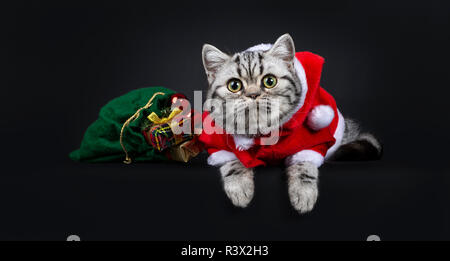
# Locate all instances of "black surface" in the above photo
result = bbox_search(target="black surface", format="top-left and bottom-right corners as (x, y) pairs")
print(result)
(3, 1), (450, 240)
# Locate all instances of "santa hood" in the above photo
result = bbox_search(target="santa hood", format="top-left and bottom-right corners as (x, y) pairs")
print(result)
(246, 44), (326, 130)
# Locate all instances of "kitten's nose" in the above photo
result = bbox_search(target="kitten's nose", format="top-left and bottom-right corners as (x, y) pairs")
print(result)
(246, 92), (260, 99)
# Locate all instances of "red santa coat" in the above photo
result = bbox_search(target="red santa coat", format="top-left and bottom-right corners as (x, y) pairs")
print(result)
(199, 51), (340, 168)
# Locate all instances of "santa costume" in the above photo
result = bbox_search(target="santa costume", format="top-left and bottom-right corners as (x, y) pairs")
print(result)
(198, 47), (345, 169)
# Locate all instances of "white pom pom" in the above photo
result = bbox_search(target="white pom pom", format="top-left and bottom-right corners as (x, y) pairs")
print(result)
(307, 105), (335, 131)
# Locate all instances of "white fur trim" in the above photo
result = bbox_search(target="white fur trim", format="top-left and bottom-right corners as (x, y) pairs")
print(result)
(292, 58), (308, 114)
(325, 110), (345, 159)
(285, 150), (325, 167)
(232, 135), (254, 151)
(307, 105), (335, 131)
(207, 150), (237, 166)
(246, 43), (273, 52)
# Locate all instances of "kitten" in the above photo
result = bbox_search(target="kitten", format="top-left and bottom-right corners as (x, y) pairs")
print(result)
(200, 34), (382, 213)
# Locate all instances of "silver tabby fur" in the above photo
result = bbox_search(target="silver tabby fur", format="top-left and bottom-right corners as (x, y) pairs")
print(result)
(203, 34), (301, 136)
(201, 34), (382, 213)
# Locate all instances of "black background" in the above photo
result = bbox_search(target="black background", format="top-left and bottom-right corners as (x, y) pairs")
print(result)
(3, 0), (450, 240)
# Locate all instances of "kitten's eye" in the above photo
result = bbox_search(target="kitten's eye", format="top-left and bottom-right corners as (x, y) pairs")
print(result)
(262, 75), (277, 88)
(227, 79), (243, 93)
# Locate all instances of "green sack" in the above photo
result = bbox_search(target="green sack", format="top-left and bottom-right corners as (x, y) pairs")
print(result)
(69, 86), (176, 163)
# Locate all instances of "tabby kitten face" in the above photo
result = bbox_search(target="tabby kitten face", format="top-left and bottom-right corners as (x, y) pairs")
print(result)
(202, 34), (303, 136)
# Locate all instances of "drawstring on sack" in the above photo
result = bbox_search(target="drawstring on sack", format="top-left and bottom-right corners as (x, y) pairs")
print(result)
(119, 92), (165, 164)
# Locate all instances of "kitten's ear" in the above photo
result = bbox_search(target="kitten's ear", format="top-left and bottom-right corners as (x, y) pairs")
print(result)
(268, 34), (296, 62)
(202, 44), (230, 76)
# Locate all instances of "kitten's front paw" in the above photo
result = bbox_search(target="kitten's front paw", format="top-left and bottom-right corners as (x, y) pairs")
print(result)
(286, 162), (319, 214)
(223, 175), (254, 207)
(220, 161), (254, 208)
(288, 181), (318, 214)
